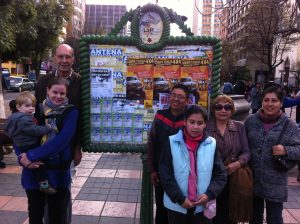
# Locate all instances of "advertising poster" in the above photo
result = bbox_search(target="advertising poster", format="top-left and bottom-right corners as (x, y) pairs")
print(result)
(89, 44), (213, 144)
(113, 70), (126, 98)
(181, 58), (211, 107)
(90, 68), (113, 98)
(126, 58), (154, 103)
(153, 58), (181, 101)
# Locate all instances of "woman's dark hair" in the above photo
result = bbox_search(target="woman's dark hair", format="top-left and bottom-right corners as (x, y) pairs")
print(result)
(9, 100), (17, 113)
(262, 85), (284, 102)
(47, 76), (68, 90)
(185, 105), (208, 121)
(171, 84), (189, 99)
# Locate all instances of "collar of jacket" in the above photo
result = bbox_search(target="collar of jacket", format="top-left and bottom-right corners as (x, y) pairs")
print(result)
(172, 129), (212, 146)
(206, 119), (238, 132)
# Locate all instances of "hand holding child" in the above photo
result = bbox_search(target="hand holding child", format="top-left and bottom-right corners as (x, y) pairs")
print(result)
(19, 153), (31, 167)
(27, 161), (44, 169)
(19, 153), (44, 169)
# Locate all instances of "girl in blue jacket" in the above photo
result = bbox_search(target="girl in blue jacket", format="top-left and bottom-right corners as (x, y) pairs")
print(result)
(159, 105), (226, 224)
(17, 76), (78, 224)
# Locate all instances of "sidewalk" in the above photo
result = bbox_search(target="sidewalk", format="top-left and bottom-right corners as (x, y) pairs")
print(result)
(0, 152), (142, 224)
(1, 149), (300, 224)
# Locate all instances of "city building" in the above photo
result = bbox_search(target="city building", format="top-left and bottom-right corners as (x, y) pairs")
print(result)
(221, 0), (270, 82)
(66, 0), (86, 39)
(192, 0), (223, 37)
(85, 4), (127, 36)
(221, 0), (300, 83)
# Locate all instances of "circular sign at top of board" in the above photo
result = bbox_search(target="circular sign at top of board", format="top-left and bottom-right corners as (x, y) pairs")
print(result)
(139, 12), (163, 44)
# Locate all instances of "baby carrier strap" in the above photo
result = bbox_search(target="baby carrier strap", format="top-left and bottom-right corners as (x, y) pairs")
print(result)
(43, 104), (75, 131)
(40, 104), (75, 170)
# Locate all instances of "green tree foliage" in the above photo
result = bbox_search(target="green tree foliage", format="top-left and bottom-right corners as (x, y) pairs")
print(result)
(0, 3), (15, 55)
(30, 0), (73, 78)
(2, 0), (38, 62)
(221, 40), (236, 83)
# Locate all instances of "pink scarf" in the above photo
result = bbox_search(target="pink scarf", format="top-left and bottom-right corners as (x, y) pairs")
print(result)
(184, 129), (203, 202)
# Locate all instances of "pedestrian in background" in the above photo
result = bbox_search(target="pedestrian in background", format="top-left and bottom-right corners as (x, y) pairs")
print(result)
(245, 80), (253, 102)
(159, 105), (226, 224)
(250, 82), (262, 114)
(206, 95), (251, 224)
(0, 100), (17, 168)
(295, 88), (300, 181)
(245, 86), (300, 224)
(147, 84), (189, 224)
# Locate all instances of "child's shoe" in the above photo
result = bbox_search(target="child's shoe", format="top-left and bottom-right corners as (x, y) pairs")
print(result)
(39, 181), (57, 194)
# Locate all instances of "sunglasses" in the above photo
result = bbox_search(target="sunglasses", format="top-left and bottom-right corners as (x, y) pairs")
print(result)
(214, 104), (232, 111)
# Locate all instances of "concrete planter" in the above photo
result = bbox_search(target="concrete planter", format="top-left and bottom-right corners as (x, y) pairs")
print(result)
(230, 94), (251, 121)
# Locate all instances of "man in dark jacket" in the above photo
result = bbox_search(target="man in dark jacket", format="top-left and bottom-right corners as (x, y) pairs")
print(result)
(147, 84), (189, 224)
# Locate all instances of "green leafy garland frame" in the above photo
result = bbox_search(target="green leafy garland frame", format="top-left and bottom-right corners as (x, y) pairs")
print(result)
(79, 4), (221, 153)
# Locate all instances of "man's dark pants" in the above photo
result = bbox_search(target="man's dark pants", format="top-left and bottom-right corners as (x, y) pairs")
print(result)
(154, 175), (168, 224)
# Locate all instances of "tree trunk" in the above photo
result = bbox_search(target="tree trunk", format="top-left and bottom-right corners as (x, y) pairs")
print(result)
(0, 56), (6, 118)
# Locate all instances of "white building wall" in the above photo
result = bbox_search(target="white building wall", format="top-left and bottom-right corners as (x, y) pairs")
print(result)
(274, 0), (300, 85)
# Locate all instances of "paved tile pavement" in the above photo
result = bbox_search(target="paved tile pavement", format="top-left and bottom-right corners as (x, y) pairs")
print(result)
(1, 150), (300, 224)
(0, 152), (142, 224)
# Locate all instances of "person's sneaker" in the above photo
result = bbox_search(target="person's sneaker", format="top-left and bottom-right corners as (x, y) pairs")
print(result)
(39, 181), (57, 194)
(297, 173), (300, 182)
(0, 161), (6, 168)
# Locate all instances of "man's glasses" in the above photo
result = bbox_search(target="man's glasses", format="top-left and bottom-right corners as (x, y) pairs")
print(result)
(214, 103), (232, 111)
(57, 54), (73, 60)
(170, 93), (187, 100)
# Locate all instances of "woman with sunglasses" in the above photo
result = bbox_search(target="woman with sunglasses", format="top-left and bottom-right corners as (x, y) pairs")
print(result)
(245, 86), (300, 224)
(206, 95), (250, 224)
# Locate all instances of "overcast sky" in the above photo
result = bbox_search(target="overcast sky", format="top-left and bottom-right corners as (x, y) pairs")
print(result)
(85, 0), (194, 36)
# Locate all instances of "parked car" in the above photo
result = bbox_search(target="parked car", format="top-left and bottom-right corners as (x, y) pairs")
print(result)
(126, 76), (145, 100)
(153, 77), (169, 91)
(1, 68), (10, 90)
(126, 76), (143, 91)
(180, 77), (197, 92)
(9, 76), (35, 92)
